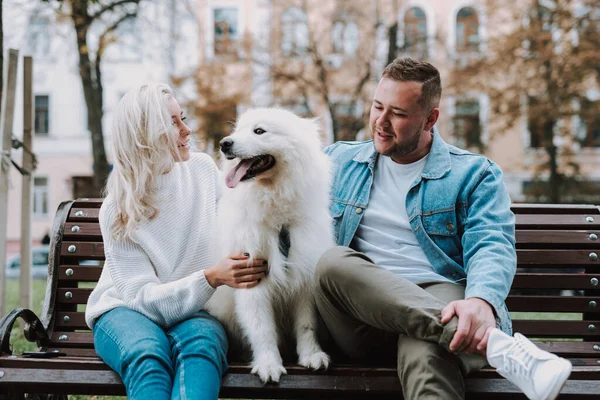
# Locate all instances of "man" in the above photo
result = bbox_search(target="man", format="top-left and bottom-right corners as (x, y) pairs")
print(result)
(316, 58), (571, 400)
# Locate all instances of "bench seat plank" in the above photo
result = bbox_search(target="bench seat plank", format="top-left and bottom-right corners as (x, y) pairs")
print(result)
(1, 366), (599, 399)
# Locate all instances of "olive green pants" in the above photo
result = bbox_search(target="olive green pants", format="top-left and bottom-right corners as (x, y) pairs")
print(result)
(315, 246), (488, 400)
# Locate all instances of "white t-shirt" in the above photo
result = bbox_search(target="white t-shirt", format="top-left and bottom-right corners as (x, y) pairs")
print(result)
(351, 155), (451, 284)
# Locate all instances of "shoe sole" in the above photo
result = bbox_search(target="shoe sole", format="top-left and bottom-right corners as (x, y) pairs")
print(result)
(544, 359), (572, 400)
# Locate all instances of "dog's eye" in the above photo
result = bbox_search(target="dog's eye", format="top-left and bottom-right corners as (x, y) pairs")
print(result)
(253, 128), (266, 135)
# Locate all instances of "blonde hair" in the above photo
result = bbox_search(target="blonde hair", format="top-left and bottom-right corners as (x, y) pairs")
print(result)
(105, 83), (182, 240)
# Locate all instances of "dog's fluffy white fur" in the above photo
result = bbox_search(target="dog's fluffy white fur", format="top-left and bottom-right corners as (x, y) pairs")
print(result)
(205, 107), (333, 383)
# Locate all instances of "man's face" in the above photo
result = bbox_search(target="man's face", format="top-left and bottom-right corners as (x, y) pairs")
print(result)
(369, 77), (436, 163)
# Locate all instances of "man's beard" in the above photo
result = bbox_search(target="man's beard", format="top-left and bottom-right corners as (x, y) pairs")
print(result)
(374, 126), (422, 160)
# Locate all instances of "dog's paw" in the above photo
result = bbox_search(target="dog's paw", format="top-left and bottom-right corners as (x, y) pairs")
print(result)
(251, 360), (287, 383)
(298, 351), (330, 371)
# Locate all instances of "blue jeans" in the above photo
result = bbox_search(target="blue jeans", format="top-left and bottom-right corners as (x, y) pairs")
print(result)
(93, 307), (228, 400)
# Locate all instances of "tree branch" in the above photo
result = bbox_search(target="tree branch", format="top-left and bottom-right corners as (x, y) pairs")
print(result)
(97, 11), (138, 60)
(91, 0), (140, 20)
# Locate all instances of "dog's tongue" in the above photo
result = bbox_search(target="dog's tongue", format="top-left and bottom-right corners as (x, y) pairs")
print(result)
(225, 159), (254, 188)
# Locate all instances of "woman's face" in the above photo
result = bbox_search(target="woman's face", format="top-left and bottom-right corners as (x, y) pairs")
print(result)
(169, 97), (192, 162)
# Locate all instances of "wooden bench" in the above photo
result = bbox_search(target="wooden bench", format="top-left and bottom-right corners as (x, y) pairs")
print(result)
(1, 199), (599, 399)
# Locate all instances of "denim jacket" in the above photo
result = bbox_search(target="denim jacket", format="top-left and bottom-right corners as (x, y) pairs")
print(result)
(324, 130), (516, 334)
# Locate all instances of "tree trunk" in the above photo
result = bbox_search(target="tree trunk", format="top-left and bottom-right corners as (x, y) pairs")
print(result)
(71, 0), (110, 197)
(547, 141), (560, 203)
(387, 22), (398, 65)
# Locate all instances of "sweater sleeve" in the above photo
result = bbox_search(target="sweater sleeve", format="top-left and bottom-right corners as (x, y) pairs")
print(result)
(100, 203), (216, 328)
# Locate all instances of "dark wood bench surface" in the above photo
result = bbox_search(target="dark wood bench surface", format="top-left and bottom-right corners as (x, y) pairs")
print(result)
(1, 199), (599, 399)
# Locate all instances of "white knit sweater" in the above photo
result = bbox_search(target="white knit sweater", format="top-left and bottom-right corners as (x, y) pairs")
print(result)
(85, 152), (220, 329)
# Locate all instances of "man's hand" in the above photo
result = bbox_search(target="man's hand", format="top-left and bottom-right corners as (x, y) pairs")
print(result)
(440, 297), (496, 356)
(204, 252), (268, 289)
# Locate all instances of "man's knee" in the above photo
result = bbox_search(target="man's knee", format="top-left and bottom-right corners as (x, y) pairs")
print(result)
(397, 337), (458, 369)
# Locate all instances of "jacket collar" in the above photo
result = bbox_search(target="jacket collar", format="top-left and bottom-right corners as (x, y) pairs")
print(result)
(352, 127), (451, 180)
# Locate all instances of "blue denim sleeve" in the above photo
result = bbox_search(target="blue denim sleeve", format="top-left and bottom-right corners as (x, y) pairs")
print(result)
(462, 162), (516, 320)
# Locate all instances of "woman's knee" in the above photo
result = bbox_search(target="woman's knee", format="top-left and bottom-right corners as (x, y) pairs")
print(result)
(94, 308), (173, 388)
(169, 311), (229, 370)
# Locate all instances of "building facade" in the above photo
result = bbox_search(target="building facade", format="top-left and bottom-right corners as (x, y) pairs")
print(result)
(3, 0), (599, 253)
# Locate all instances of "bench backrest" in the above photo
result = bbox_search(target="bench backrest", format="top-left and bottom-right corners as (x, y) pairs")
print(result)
(43, 199), (600, 360)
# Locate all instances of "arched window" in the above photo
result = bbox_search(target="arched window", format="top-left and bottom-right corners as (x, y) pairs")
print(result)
(332, 18), (359, 56)
(456, 6), (479, 53)
(213, 8), (239, 59)
(281, 7), (309, 56)
(403, 7), (428, 57)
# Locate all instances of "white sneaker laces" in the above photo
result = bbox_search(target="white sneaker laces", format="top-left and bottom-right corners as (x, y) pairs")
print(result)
(500, 334), (546, 380)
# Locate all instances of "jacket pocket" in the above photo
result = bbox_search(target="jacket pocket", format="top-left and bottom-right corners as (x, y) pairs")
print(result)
(422, 209), (462, 262)
(329, 201), (345, 243)
(422, 209), (458, 236)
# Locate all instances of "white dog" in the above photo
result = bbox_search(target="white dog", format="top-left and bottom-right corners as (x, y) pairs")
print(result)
(205, 107), (333, 383)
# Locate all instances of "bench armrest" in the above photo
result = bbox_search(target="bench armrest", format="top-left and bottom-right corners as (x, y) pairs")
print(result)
(0, 308), (50, 355)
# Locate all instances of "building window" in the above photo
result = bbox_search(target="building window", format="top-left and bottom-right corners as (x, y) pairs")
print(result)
(33, 177), (49, 218)
(456, 7), (479, 53)
(332, 18), (359, 56)
(525, 4), (553, 56)
(578, 99), (600, 148)
(403, 7), (428, 57)
(453, 100), (481, 149)
(35, 95), (49, 135)
(27, 16), (50, 58)
(281, 7), (308, 56)
(214, 8), (239, 59)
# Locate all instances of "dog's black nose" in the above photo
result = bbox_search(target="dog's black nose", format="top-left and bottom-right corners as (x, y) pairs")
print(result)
(220, 137), (234, 153)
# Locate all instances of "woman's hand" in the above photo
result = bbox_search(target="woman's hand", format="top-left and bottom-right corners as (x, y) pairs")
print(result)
(204, 252), (268, 289)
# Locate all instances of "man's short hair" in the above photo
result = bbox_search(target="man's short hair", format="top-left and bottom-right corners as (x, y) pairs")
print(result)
(382, 57), (441, 111)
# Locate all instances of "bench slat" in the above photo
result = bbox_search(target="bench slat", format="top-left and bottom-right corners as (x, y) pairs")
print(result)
(2, 366), (598, 398)
(50, 332), (94, 348)
(512, 320), (600, 337)
(516, 230), (600, 247)
(507, 296), (600, 313)
(68, 208), (100, 222)
(72, 199), (103, 208)
(517, 250), (600, 266)
(515, 214), (600, 229)
(60, 242), (105, 259)
(56, 288), (92, 304)
(55, 312), (88, 329)
(512, 273), (600, 289)
(512, 204), (600, 214)
(63, 222), (102, 240)
(58, 265), (103, 281)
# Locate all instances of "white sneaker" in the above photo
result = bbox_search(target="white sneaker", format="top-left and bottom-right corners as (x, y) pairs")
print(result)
(486, 328), (572, 400)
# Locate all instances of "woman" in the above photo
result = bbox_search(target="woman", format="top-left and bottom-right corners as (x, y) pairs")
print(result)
(85, 83), (267, 400)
